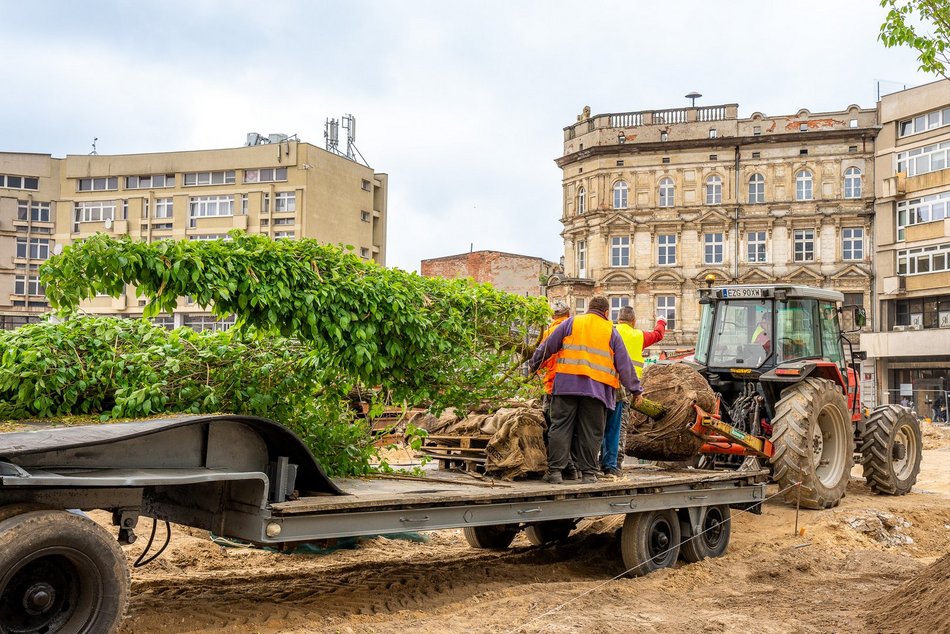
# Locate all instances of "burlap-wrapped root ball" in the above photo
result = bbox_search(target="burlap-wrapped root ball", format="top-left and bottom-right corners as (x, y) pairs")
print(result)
(624, 363), (716, 461)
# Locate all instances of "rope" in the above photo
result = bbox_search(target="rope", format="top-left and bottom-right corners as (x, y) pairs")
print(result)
(504, 481), (803, 634)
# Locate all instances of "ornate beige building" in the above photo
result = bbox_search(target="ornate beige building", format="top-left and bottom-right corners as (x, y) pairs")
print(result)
(546, 103), (876, 355)
(0, 139), (387, 329)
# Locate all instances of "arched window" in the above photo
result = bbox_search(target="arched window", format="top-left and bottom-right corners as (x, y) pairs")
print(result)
(844, 167), (862, 199)
(659, 178), (674, 207)
(577, 187), (586, 214)
(796, 170), (813, 201)
(705, 175), (722, 205)
(748, 173), (765, 204)
(613, 181), (628, 209)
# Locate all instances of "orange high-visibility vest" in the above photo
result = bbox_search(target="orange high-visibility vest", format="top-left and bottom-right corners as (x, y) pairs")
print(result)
(554, 313), (620, 388)
(616, 323), (645, 379)
(539, 316), (567, 394)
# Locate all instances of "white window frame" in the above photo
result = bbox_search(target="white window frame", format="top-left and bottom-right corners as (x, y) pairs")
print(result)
(704, 232), (724, 265)
(897, 243), (950, 276)
(658, 233), (677, 265)
(1, 174), (39, 190)
(795, 170), (813, 201)
(896, 141), (950, 177)
(244, 167), (288, 183)
(577, 187), (586, 214)
(747, 230), (767, 263)
(17, 200), (51, 222)
(705, 175), (722, 205)
(842, 227), (864, 261)
(896, 190), (950, 240)
(610, 236), (630, 267)
(274, 231), (295, 240)
(189, 195), (234, 220)
(74, 200), (116, 223)
(793, 229), (815, 262)
(613, 181), (628, 209)
(844, 167), (862, 199)
(659, 178), (674, 207)
(17, 238), (50, 260)
(77, 177), (118, 192)
(898, 107), (950, 137)
(126, 174), (175, 189)
(609, 296), (630, 322)
(576, 240), (587, 277)
(14, 275), (43, 296)
(656, 295), (676, 329)
(183, 171), (236, 186)
(748, 173), (765, 203)
(274, 191), (296, 212)
(154, 198), (174, 219)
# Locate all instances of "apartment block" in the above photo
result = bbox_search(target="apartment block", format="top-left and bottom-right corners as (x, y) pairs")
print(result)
(0, 140), (388, 329)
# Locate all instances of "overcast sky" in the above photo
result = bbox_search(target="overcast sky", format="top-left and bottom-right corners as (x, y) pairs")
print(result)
(0, 0), (936, 271)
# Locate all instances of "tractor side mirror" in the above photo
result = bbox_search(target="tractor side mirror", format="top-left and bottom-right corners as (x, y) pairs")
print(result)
(854, 307), (867, 328)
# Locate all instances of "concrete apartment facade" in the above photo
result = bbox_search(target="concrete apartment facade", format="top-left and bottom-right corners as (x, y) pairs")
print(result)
(547, 103), (876, 362)
(0, 140), (388, 329)
(421, 250), (557, 297)
(862, 80), (950, 414)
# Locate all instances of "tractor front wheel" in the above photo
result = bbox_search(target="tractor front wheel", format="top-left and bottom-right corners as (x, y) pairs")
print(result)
(861, 405), (922, 495)
(770, 378), (853, 510)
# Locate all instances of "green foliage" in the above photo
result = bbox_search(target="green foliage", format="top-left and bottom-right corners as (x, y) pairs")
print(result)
(0, 317), (374, 476)
(40, 232), (550, 412)
(880, 0), (950, 79)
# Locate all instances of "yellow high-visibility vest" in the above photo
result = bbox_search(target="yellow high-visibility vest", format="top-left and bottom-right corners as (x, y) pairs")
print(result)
(616, 323), (645, 378)
(555, 313), (620, 388)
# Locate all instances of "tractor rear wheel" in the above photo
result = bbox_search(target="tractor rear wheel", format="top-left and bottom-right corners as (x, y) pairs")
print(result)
(463, 524), (518, 550)
(861, 405), (922, 495)
(524, 519), (575, 546)
(770, 378), (853, 510)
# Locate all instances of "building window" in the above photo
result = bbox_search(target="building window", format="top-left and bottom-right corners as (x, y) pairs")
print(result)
(77, 177), (118, 192)
(842, 227), (864, 260)
(359, 247), (370, 258)
(849, 119), (859, 128)
(849, 145), (858, 153)
(660, 131), (669, 142)
(275, 191), (296, 212)
(844, 167), (862, 199)
(154, 198), (173, 219)
(897, 243), (950, 276)
(189, 195), (233, 223)
(126, 174), (175, 189)
(610, 296), (630, 322)
(896, 141), (950, 177)
(613, 181), (628, 209)
(709, 154), (717, 161)
(751, 151), (761, 158)
(74, 200), (116, 224)
(799, 123), (809, 132)
(576, 240), (587, 277)
(800, 149), (809, 156)
(273, 217), (295, 226)
(0, 174), (39, 190)
(241, 193), (248, 215)
(361, 210), (371, 222)
(705, 175), (722, 205)
(15, 238), (50, 260)
(704, 232), (724, 264)
(898, 107), (950, 137)
(577, 187), (586, 214)
(892, 295), (950, 330)
(709, 129), (717, 139)
(14, 275), (43, 296)
(662, 157), (670, 164)
(361, 179), (372, 191)
(659, 178), (674, 207)
(795, 170), (813, 201)
(189, 233), (231, 241)
(658, 233), (677, 265)
(753, 126), (761, 136)
(656, 295), (676, 329)
(182, 314), (235, 332)
(748, 173), (765, 203)
(611, 236), (630, 267)
(794, 229), (815, 262)
(747, 231), (767, 263)
(244, 168), (287, 183)
(183, 171), (235, 186)
(896, 190), (950, 240)
(17, 200), (50, 222)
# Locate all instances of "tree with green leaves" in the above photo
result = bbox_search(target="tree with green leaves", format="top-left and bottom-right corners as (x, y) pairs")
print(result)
(880, 0), (950, 80)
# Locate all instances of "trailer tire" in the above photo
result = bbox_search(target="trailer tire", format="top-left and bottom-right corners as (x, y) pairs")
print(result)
(620, 509), (681, 576)
(0, 509), (129, 634)
(679, 505), (731, 563)
(463, 524), (518, 550)
(770, 378), (853, 510)
(861, 405), (922, 496)
(524, 519), (575, 546)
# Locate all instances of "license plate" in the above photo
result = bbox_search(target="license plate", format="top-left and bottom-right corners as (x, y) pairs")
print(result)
(721, 288), (765, 299)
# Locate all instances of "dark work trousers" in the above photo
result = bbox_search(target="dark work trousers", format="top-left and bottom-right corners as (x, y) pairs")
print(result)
(548, 395), (607, 475)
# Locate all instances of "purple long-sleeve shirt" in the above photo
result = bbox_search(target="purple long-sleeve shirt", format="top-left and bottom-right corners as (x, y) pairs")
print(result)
(529, 311), (642, 410)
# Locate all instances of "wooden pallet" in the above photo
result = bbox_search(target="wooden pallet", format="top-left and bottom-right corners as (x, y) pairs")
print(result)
(419, 435), (491, 473)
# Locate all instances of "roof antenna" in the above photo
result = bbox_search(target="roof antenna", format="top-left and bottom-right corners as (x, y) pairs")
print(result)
(90, 137), (98, 155)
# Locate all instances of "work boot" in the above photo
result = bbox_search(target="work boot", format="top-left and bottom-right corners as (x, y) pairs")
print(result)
(602, 466), (622, 477)
(562, 465), (580, 481)
(580, 472), (599, 484)
(542, 470), (564, 484)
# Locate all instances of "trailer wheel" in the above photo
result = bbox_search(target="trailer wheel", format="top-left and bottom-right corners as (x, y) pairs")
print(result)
(524, 519), (575, 546)
(679, 505), (731, 563)
(861, 405), (922, 496)
(0, 509), (129, 634)
(463, 524), (518, 550)
(620, 509), (681, 576)
(770, 378), (853, 510)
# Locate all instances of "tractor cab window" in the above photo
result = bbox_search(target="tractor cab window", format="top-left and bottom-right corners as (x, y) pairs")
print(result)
(819, 301), (846, 372)
(707, 299), (773, 368)
(776, 299), (822, 363)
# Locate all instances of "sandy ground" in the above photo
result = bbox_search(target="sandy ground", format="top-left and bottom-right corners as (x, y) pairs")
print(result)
(117, 422), (950, 634)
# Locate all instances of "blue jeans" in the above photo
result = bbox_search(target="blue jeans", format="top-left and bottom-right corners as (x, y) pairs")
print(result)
(601, 401), (623, 471)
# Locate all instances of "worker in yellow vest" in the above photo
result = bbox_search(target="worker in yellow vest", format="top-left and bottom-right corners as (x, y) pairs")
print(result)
(537, 301), (579, 480)
(529, 296), (642, 484)
(600, 306), (666, 476)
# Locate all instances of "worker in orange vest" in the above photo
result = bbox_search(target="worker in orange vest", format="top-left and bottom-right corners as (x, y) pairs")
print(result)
(537, 301), (579, 479)
(600, 306), (666, 476)
(529, 296), (642, 484)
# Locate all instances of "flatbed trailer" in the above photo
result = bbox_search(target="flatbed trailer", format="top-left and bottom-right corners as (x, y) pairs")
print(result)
(0, 414), (768, 633)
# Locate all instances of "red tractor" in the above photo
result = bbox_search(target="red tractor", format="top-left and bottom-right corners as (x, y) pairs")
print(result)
(689, 284), (922, 509)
